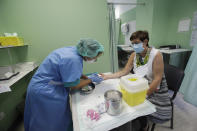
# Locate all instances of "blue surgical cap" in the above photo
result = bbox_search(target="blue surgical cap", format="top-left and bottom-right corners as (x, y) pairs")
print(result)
(76, 38), (104, 58)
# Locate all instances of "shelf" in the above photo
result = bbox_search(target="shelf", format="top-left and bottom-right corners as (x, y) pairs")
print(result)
(0, 62), (38, 88)
(0, 45), (28, 49)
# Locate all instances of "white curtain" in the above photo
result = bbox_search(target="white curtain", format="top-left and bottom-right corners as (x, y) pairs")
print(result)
(108, 4), (119, 73)
(180, 44), (197, 107)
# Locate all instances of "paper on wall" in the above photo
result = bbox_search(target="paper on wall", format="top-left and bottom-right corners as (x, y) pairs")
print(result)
(121, 23), (129, 35)
(178, 19), (191, 32)
(190, 30), (197, 46)
(0, 85), (11, 93)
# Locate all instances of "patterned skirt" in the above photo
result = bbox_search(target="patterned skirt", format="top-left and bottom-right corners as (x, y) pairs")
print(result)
(147, 74), (172, 123)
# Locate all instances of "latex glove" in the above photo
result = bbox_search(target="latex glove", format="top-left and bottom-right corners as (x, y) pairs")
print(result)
(88, 73), (103, 84)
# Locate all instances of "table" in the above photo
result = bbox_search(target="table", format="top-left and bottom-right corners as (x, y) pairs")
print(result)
(117, 45), (133, 53)
(71, 78), (156, 131)
(159, 48), (191, 54)
(159, 48), (192, 69)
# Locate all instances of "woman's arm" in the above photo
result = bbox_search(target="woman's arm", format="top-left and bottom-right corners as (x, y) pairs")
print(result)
(147, 52), (164, 96)
(101, 52), (135, 80)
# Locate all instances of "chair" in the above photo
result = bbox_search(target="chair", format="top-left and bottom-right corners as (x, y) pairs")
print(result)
(151, 64), (185, 131)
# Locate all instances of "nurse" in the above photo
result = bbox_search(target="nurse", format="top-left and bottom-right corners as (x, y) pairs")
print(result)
(24, 38), (104, 131)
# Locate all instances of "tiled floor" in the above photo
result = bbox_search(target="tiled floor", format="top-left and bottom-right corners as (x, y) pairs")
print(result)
(154, 92), (197, 131)
(13, 92), (197, 131)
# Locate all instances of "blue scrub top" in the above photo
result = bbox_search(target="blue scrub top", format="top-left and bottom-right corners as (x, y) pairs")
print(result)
(33, 46), (83, 86)
(24, 46), (83, 131)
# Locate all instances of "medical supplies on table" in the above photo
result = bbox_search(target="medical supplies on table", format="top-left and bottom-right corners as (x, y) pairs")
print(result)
(80, 82), (95, 95)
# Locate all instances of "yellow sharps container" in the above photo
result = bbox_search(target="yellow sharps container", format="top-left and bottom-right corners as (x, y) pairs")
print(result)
(0, 36), (24, 47)
(120, 74), (149, 106)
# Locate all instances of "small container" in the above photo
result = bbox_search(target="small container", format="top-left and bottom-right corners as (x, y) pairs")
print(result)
(120, 74), (149, 106)
(104, 90), (122, 116)
(80, 82), (95, 95)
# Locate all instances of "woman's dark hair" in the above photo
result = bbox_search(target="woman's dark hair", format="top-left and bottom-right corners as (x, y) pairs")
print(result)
(130, 31), (149, 47)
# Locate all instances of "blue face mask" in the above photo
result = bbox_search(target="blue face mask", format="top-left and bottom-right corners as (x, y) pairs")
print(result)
(133, 43), (144, 53)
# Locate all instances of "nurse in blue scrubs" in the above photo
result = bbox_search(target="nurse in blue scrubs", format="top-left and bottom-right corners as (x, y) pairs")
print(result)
(24, 38), (104, 131)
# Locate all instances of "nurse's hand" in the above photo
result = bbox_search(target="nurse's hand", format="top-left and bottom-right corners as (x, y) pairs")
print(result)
(81, 74), (88, 79)
(88, 73), (103, 84)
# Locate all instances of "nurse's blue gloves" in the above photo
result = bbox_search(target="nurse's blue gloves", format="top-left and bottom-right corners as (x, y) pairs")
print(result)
(88, 73), (103, 84)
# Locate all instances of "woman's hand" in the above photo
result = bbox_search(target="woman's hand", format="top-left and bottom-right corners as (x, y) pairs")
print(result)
(99, 73), (110, 80)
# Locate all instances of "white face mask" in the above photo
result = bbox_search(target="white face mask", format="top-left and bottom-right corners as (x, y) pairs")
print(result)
(86, 59), (96, 63)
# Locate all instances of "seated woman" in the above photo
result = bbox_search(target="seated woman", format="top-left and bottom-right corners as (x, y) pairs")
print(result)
(101, 31), (172, 131)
